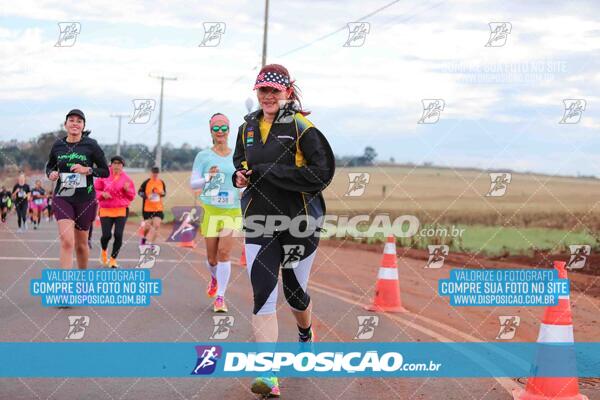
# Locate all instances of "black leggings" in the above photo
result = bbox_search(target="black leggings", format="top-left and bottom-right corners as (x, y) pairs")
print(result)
(245, 230), (319, 315)
(100, 216), (127, 258)
(15, 202), (28, 228)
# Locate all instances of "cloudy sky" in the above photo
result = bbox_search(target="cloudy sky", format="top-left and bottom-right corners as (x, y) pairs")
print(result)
(1, 0), (600, 176)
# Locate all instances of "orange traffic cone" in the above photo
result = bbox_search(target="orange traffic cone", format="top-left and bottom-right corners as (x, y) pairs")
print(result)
(137, 221), (146, 238)
(365, 235), (406, 312)
(512, 261), (588, 400)
(239, 246), (247, 267)
(177, 240), (196, 248)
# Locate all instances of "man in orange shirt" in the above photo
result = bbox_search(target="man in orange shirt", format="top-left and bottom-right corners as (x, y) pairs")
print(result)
(137, 167), (167, 245)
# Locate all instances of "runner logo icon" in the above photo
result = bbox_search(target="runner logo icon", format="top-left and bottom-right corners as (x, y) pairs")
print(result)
(137, 244), (160, 269)
(210, 316), (235, 340)
(559, 99), (586, 124)
(496, 316), (520, 340)
(192, 345), (222, 375)
(567, 245), (590, 270)
(129, 99), (156, 124)
(199, 23), (226, 47)
(418, 99), (445, 124)
(485, 172), (511, 197)
(65, 316), (90, 340)
(55, 22), (81, 47)
(345, 173), (370, 197)
(425, 245), (449, 269)
(282, 245), (305, 269)
(344, 22), (370, 47)
(354, 316), (379, 340)
(485, 22), (512, 47)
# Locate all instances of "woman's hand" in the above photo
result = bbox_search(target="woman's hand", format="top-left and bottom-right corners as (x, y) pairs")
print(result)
(123, 181), (131, 192)
(102, 192), (112, 199)
(70, 164), (90, 174)
(48, 171), (59, 181)
(235, 170), (252, 187)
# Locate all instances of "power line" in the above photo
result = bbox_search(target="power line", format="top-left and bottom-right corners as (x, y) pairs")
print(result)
(165, 0), (406, 122)
(277, 0), (402, 58)
(169, 72), (254, 120)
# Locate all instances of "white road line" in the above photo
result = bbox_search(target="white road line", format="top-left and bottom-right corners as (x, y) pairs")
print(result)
(0, 239), (59, 242)
(0, 256), (191, 263)
(0, 229), (520, 394)
(0, 239), (160, 243)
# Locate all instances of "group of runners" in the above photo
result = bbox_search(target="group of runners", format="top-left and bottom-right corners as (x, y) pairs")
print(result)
(4, 64), (335, 397)
(0, 175), (54, 231)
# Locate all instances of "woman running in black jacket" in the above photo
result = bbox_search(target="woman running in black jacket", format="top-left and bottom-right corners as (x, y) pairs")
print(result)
(233, 64), (335, 397)
(46, 109), (109, 270)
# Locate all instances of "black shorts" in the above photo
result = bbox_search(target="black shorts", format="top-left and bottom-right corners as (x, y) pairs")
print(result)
(143, 211), (164, 220)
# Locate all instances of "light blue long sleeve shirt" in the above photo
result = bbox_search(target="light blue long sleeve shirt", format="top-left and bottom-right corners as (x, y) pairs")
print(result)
(190, 148), (240, 209)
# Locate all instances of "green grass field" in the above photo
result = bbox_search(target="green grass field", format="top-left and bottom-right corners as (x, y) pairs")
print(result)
(396, 225), (597, 256)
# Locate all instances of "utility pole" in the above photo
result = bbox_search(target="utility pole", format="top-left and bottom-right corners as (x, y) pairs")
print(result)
(110, 114), (128, 156)
(149, 74), (177, 170)
(261, 0), (269, 67)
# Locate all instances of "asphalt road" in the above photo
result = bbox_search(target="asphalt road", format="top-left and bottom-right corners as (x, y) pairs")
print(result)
(0, 219), (597, 399)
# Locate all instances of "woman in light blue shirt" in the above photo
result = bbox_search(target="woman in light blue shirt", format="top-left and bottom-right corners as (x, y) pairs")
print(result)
(190, 113), (242, 313)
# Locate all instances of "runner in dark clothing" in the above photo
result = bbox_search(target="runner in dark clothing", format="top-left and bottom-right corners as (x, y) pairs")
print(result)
(0, 185), (12, 223)
(233, 64), (335, 397)
(46, 109), (109, 270)
(46, 191), (54, 221)
(12, 173), (31, 232)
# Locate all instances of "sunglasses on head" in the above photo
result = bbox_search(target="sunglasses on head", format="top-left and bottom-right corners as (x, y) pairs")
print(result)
(212, 125), (229, 132)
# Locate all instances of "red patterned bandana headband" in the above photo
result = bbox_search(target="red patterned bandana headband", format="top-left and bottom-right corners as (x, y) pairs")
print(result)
(253, 71), (291, 91)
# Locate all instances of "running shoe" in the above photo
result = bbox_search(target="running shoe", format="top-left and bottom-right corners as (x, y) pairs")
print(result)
(16, 227), (22, 233)
(206, 276), (218, 298)
(299, 326), (315, 343)
(250, 376), (280, 398)
(299, 326), (315, 368)
(109, 257), (118, 269)
(100, 249), (108, 266)
(213, 296), (228, 313)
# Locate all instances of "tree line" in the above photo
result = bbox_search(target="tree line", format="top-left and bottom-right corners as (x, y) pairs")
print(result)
(0, 129), (379, 173)
(0, 130), (204, 172)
